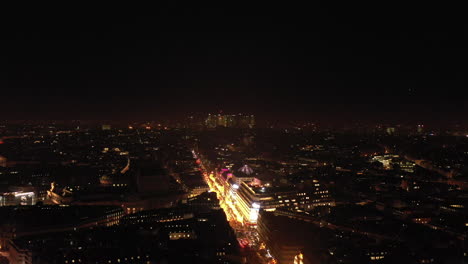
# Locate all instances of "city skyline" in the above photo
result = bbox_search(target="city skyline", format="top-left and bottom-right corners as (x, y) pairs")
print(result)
(1, 4), (467, 263)
(2, 121), (468, 263)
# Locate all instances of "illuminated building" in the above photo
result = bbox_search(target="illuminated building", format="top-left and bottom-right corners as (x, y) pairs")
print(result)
(372, 155), (415, 172)
(238, 164), (254, 175)
(257, 212), (317, 264)
(46, 182), (74, 204)
(397, 159), (416, 173)
(234, 180), (334, 225)
(0, 191), (36, 206)
(204, 113), (255, 128)
(386, 127), (396, 135)
(171, 171), (209, 198)
(365, 249), (387, 261)
(180, 191), (220, 209)
(101, 124), (111, 130)
(203, 163), (333, 226)
(120, 193), (219, 226)
(372, 154), (398, 170)
(294, 252), (304, 264)
(121, 207), (195, 225)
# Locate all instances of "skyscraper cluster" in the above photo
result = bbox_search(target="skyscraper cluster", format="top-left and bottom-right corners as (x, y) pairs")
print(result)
(205, 113), (255, 129)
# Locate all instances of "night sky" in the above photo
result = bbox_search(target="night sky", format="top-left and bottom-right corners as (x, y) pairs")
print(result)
(1, 3), (466, 124)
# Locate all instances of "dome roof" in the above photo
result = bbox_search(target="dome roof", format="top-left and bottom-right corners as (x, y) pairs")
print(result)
(238, 164), (254, 175)
(99, 175), (113, 185)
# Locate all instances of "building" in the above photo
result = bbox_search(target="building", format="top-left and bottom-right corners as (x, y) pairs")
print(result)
(0, 205), (124, 255)
(7, 209), (239, 264)
(234, 180), (334, 225)
(205, 165), (333, 226)
(257, 211), (328, 264)
(205, 113), (255, 129)
(371, 154), (416, 172)
(0, 191), (36, 206)
(172, 171), (209, 198)
(121, 206), (195, 225)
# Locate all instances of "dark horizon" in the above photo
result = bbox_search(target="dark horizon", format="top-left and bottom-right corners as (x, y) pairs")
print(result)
(1, 3), (466, 124)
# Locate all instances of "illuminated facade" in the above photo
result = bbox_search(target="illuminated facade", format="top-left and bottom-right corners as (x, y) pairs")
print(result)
(205, 113), (255, 128)
(121, 208), (194, 225)
(294, 252), (304, 264)
(239, 164), (254, 175)
(372, 154), (415, 172)
(203, 164), (333, 226)
(0, 191), (36, 206)
(234, 180), (334, 224)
